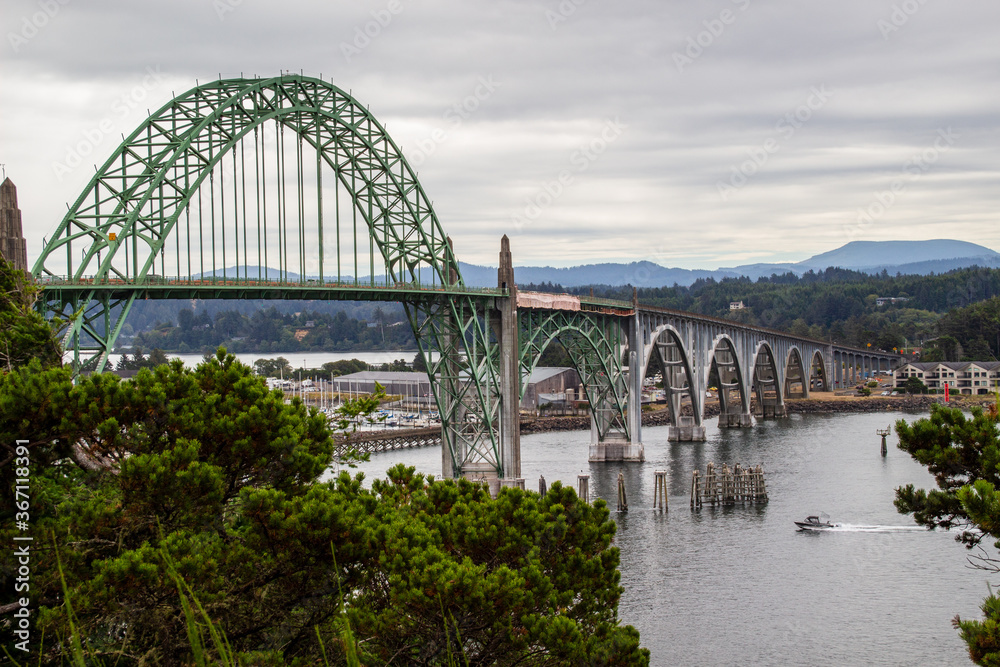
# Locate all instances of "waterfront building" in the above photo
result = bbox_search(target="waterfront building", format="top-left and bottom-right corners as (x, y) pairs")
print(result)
(893, 361), (1000, 394)
(330, 367), (583, 411)
(519, 367), (582, 412)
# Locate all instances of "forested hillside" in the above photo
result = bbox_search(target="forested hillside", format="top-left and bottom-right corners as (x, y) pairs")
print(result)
(525, 266), (1000, 356)
(132, 305), (415, 353)
(926, 296), (1000, 361)
(124, 266), (1000, 360)
(120, 299), (405, 337)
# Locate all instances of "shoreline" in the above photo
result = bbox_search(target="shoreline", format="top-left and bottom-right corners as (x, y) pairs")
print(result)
(519, 393), (997, 435)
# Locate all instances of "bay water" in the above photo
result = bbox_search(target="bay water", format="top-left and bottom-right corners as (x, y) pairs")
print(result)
(342, 411), (987, 666)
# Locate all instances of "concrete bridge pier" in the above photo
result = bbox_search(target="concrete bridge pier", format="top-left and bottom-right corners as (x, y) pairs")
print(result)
(497, 236), (524, 488)
(589, 437), (645, 461)
(718, 409), (753, 429)
(592, 310), (646, 462)
(588, 368), (644, 461)
(669, 421), (707, 441)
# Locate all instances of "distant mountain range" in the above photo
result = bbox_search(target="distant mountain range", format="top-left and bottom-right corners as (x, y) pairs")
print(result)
(199, 239), (1000, 289)
(460, 239), (1000, 288)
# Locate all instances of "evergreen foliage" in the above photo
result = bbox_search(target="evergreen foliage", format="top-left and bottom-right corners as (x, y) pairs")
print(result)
(1, 350), (646, 664)
(133, 305), (416, 354)
(935, 296), (1000, 361)
(0, 256), (62, 371)
(114, 346), (169, 371)
(895, 404), (1000, 664)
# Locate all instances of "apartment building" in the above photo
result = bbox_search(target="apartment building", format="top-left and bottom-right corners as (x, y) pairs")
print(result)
(893, 361), (1000, 395)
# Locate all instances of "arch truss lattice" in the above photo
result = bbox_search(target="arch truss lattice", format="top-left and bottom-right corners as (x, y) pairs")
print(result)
(32, 75), (508, 479)
(518, 308), (631, 451)
(33, 74), (465, 369)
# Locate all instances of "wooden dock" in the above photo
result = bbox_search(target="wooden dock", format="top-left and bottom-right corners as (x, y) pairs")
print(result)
(334, 425), (442, 457)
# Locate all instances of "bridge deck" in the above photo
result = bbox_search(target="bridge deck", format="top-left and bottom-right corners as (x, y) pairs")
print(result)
(40, 278), (898, 358)
(38, 276), (506, 303)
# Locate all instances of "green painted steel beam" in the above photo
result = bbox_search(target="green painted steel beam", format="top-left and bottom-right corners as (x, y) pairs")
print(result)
(30, 74), (509, 479)
(518, 308), (631, 443)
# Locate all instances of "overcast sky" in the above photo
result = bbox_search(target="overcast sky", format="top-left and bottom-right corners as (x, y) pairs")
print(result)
(3, 0), (998, 270)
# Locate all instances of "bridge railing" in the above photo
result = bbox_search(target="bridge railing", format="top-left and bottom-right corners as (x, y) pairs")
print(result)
(35, 275), (507, 296)
(579, 296), (634, 313)
(635, 302), (836, 348)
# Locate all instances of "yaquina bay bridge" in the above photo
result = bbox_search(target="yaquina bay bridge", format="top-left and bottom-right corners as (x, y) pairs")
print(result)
(30, 75), (901, 489)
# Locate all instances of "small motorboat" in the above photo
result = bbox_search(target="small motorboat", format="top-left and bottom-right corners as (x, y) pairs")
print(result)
(795, 515), (838, 530)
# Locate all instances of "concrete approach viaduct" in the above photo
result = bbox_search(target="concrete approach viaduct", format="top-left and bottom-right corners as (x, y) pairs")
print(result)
(502, 244), (903, 470)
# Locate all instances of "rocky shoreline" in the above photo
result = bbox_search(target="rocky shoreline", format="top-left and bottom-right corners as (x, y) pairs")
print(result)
(518, 395), (996, 435)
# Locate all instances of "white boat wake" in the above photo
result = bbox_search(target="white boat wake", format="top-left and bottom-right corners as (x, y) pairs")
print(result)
(811, 523), (925, 533)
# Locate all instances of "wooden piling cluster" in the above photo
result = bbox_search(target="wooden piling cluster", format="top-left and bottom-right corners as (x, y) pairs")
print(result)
(616, 472), (628, 512)
(653, 470), (668, 511)
(690, 462), (768, 508)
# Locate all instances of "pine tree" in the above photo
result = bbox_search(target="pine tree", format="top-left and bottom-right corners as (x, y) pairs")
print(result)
(0, 255), (62, 371)
(896, 404), (1000, 664)
(2, 350), (647, 664)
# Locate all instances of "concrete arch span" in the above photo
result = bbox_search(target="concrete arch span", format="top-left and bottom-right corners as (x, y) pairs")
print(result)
(712, 334), (752, 429)
(752, 342), (787, 420)
(644, 325), (703, 441)
(810, 350), (829, 392)
(784, 347), (807, 399)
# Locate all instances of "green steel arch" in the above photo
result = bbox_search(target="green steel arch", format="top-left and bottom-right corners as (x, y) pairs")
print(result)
(31, 75), (514, 481)
(33, 75), (475, 370)
(35, 74), (459, 286)
(518, 308), (630, 443)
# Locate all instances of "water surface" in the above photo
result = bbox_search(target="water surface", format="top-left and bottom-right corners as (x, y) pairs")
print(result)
(344, 412), (986, 666)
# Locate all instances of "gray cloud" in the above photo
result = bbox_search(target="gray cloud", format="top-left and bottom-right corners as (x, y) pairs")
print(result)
(3, 0), (998, 271)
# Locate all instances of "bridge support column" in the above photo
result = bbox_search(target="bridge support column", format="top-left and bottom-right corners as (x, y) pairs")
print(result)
(719, 413), (753, 428)
(586, 314), (643, 462)
(497, 236), (523, 488)
(668, 423), (707, 441)
(588, 360), (645, 461)
(614, 307), (644, 460)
